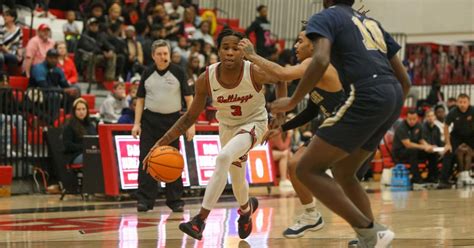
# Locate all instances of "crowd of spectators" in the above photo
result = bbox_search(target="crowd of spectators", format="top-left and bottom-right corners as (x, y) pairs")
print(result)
(405, 44), (474, 85)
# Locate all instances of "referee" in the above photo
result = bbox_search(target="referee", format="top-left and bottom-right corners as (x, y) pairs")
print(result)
(133, 40), (195, 212)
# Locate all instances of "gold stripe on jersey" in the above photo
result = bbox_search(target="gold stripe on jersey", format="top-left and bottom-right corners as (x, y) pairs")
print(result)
(320, 84), (355, 128)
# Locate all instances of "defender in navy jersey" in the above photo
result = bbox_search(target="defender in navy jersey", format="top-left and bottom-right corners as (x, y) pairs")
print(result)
(271, 0), (411, 247)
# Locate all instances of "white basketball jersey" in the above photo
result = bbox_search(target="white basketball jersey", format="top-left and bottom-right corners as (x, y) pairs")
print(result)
(207, 60), (268, 126)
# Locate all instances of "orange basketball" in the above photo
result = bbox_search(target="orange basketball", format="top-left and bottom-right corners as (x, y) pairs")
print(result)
(147, 146), (184, 183)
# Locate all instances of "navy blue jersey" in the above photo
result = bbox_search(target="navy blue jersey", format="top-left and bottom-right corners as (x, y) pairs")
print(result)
(306, 4), (401, 90)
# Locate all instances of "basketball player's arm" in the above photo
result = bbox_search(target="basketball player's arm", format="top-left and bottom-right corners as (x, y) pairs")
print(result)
(281, 103), (319, 132)
(389, 55), (411, 99)
(156, 74), (207, 146)
(252, 64), (287, 127)
(271, 37), (331, 113)
(240, 38), (310, 81)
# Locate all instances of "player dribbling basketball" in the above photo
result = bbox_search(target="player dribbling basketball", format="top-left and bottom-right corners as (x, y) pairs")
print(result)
(143, 29), (284, 240)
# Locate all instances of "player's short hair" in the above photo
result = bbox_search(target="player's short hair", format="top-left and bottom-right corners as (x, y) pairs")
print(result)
(216, 28), (244, 49)
(458, 93), (470, 100)
(407, 108), (417, 116)
(334, 0), (355, 6)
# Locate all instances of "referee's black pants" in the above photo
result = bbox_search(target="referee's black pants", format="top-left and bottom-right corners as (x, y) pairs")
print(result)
(136, 110), (184, 209)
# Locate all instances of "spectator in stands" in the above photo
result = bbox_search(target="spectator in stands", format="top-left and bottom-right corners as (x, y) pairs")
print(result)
(180, 7), (197, 39)
(173, 36), (190, 63)
(434, 104), (449, 144)
(171, 50), (185, 68)
(135, 20), (148, 44)
(84, 0), (107, 32)
(106, 3), (124, 34)
(23, 24), (55, 78)
(189, 40), (205, 69)
(100, 82), (128, 123)
(161, 11), (181, 45)
(392, 109), (438, 186)
(142, 24), (165, 66)
(447, 97), (457, 110)
(422, 109), (443, 182)
(207, 53), (218, 65)
(186, 55), (200, 89)
(126, 82), (139, 104)
(29, 49), (79, 121)
(122, 0), (142, 26)
(77, 18), (117, 86)
(118, 97), (137, 124)
(192, 20), (214, 47)
(0, 9), (22, 80)
(29, 49), (71, 91)
(56, 41), (78, 85)
(63, 98), (97, 164)
(164, 0), (185, 22)
(269, 128), (293, 191)
(245, 5), (276, 58)
(426, 79), (444, 106)
(442, 94), (474, 186)
(125, 25), (145, 80)
(106, 23), (127, 82)
(147, 3), (167, 27)
(63, 10), (81, 52)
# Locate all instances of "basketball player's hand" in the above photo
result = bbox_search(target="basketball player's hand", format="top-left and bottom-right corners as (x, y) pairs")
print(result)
(270, 97), (295, 114)
(143, 144), (159, 171)
(238, 38), (256, 58)
(186, 125), (195, 141)
(261, 127), (282, 145)
(132, 124), (141, 139)
(269, 113), (285, 129)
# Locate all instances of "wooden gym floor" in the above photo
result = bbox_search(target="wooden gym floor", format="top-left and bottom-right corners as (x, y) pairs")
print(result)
(0, 184), (474, 248)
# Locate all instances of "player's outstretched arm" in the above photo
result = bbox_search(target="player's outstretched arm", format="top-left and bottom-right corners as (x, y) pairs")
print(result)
(271, 37), (331, 114)
(239, 38), (310, 82)
(389, 55), (411, 99)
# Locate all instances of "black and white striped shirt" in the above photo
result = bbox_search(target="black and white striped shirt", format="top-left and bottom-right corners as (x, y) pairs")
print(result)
(0, 24), (22, 56)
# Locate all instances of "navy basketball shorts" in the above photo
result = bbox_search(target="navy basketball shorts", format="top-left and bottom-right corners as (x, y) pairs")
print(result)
(315, 75), (404, 154)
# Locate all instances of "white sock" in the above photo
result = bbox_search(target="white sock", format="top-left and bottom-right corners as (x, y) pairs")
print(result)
(302, 199), (316, 213)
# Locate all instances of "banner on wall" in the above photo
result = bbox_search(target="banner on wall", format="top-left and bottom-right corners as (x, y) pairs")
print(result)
(114, 135), (190, 190)
(193, 135), (222, 186)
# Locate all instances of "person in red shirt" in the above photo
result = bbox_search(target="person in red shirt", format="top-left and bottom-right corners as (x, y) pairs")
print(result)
(56, 41), (78, 85)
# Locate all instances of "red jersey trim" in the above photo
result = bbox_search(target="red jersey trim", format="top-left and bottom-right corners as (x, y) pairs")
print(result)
(250, 63), (262, 93)
(216, 62), (245, 89)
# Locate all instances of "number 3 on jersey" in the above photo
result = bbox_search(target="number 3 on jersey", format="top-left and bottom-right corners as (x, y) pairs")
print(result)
(230, 105), (242, 116)
(352, 16), (387, 54)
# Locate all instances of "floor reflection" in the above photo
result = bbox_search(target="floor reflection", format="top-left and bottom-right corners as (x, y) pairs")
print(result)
(114, 207), (275, 248)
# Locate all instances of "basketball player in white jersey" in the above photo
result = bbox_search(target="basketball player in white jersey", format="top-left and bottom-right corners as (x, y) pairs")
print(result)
(143, 29), (285, 240)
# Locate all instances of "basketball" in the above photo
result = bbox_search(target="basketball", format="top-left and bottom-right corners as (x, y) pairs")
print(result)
(146, 146), (184, 183)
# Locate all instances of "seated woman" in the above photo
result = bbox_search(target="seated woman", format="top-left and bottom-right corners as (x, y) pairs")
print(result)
(56, 41), (78, 85)
(63, 98), (97, 164)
